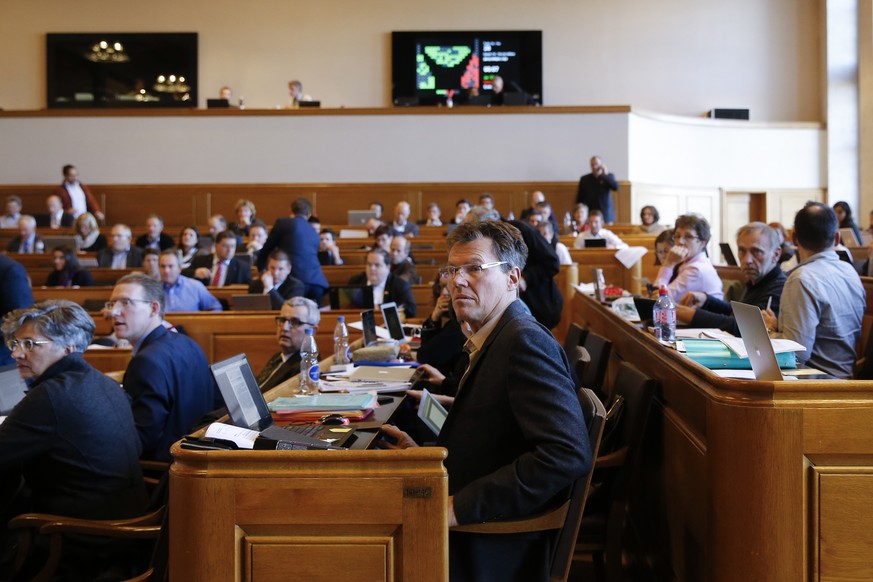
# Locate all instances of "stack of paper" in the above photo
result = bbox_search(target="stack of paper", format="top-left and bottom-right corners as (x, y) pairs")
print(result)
(268, 393), (378, 413)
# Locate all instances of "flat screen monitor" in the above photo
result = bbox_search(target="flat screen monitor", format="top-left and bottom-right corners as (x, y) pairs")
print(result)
(46, 32), (198, 109)
(391, 30), (542, 106)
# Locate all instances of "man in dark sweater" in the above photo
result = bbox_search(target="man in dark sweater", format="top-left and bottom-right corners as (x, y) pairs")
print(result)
(676, 222), (786, 335)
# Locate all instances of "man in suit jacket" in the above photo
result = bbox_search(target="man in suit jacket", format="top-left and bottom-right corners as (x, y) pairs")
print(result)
(348, 248), (417, 317)
(43, 194), (74, 229)
(5, 215), (45, 253)
(0, 254), (34, 365)
(381, 221), (591, 581)
(134, 214), (175, 251)
(108, 273), (220, 461)
(97, 224), (144, 268)
(183, 230), (252, 287)
(257, 198), (328, 304)
(256, 297), (321, 392)
(247, 249), (306, 310)
(53, 164), (104, 221)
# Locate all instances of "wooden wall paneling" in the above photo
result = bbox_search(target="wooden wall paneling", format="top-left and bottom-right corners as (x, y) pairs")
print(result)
(812, 468), (873, 581)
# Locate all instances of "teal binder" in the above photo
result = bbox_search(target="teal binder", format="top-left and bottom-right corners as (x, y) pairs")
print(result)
(682, 339), (797, 370)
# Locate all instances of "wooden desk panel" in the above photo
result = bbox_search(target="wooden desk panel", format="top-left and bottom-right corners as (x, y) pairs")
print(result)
(169, 447), (448, 582)
(571, 292), (873, 581)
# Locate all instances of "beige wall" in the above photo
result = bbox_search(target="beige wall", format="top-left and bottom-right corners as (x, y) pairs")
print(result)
(1, 0), (820, 121)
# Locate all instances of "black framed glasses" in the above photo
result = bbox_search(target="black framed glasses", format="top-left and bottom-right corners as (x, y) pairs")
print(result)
(275, 317), (316, 328)
(6, 339), (52, 353)
(439, 261), (508, 280)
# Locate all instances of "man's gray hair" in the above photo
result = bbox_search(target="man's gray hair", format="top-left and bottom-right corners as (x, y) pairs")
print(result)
(116, 273), (165, 318)
(737, 222), (779, 251)
(283, 297), (320, 326)
(463, 205), (501, 224)
(447, 220), (528, 271)
(2, 300), (95, 352)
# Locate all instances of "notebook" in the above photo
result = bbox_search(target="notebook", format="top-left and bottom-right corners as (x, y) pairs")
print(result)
(232, 294), (272, 311)
(719, 243), (738, 266)
(730, 301), (784, 381)
(210, 353), (355, 448)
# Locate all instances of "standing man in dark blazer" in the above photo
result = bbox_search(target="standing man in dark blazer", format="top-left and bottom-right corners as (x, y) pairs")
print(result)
(184, 230), (252, 287)
(381, 220), (591, 581)
(257, 198), (328, 304)
(97, 224), (144, 268)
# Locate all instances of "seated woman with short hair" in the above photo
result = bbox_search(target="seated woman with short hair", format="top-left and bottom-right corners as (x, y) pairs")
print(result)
(0, 301), (146, 523)
(655, 214), (723, 301)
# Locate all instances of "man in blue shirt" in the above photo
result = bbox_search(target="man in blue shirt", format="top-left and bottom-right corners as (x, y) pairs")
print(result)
(108, 273), (221, 460)
(159, 250), (222, 312)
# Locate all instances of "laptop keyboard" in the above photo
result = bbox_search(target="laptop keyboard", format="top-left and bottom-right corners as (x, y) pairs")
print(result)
(282, 424), (321, 438)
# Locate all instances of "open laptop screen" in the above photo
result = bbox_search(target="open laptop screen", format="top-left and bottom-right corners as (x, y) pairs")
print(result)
(210, 353), (272, 431)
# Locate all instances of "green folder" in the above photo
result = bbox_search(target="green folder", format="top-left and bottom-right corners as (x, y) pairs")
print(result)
(682, 339), (797, 370)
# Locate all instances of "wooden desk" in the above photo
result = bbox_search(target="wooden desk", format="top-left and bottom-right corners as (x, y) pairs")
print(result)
(572, 292), (873, 581)
(170, 367), (449, 581)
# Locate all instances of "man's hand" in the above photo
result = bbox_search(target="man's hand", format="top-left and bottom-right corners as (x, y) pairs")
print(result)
(675, 304), (697, 324)
(260, 271), (275, 292)
(379, 424), (418, 449)
(94, 211), (106, 223)
(680, 291), (707, 308)
(194, 267), (212, 281)
(762, 308), (777, 334)
(448, 496), (458, 527)
(413, 363), (446, 387)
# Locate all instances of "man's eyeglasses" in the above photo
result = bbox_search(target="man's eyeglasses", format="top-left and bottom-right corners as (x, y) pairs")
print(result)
(6, 339), (52, 353)
(675, 234), (701, 244)
(105, 298), (153, 311)
(275, 317), (316, 328)
(439, 261), (508, 280)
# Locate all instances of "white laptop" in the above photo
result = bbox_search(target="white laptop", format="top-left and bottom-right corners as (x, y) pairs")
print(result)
(839, 227), (861, 247)
(347, 210), (377, 226)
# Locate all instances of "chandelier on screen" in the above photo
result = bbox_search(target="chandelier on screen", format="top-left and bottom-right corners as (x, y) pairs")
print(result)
(153, 74), (190, 95)
(84, 40), (129, 63)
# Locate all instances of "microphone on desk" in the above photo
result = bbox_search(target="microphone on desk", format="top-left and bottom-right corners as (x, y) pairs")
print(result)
(254, 436), (346, 451)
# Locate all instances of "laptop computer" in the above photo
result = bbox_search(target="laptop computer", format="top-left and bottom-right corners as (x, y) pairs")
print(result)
(583, 238), (607, 248)
(719, 243), (738, 266)
(347, 210), (377, 226)
(206, 98), (230, 108)
(379, 302), (407, 342)
(41, 234), (78, 252)
(730, 301), (783, 381)
(232, 294), (273, 311)
(210, 353), (355, 448)
(839, 227), (861, 247)
(0, 364), (27, 415)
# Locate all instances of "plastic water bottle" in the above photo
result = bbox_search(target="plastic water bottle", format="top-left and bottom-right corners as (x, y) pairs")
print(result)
(563, 212), (572, 235)
(238, 96), (245, 110)
(299, 328), (320, 394)
(653, 285), (677, 342)
(333, 316), (350, 366)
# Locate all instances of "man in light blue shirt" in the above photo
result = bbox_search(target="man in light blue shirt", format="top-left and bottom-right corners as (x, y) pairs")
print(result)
(159, 249), (222, 312)
(764, 202), (865, 378)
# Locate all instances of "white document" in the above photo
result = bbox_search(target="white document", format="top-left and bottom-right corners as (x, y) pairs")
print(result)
(718, 336), (806, 359)
(712, 369), (798, 381)
(614, 246), (649, 269)
(347, 320), (392, 339)
(205, 422), (259, 449)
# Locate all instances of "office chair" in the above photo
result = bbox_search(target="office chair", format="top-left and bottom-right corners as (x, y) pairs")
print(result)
(562, 322), (589, 362)
(573, 362), (657, 581)
(8, 463), (170, 582)
(580, 331), (612, 400)
(451, 387), (606, 582)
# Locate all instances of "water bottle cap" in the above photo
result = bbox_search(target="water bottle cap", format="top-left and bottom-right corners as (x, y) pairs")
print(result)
(338, 316), (345, 322)
(305, 328), (314, 335)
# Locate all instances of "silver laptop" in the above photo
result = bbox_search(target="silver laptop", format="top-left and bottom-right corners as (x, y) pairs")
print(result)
(347, 210), (377, 226)
(731, 301), (783, 381)
(41, 234), (78, 251)
(379, 302), (407, 342)
(210, 353), (354, 448)
(0, 364), (28, 415)
(232, 294), (273, 311)
(839, 227), (861, 247)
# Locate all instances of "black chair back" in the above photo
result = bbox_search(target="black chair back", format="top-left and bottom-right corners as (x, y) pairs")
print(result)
(580, 331), (611, 399)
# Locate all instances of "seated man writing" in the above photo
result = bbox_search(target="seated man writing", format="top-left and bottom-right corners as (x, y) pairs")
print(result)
(676, 222), (785, 335)
(381, 220), (592, 581)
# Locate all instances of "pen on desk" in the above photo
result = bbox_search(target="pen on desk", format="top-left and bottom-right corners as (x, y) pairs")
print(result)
(766, 296), (772, 312)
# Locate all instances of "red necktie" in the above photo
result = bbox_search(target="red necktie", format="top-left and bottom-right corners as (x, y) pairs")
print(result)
(211, 262), (224, 286)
